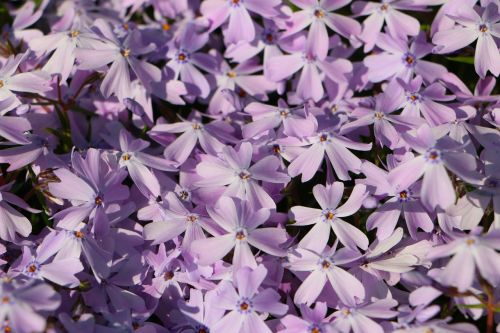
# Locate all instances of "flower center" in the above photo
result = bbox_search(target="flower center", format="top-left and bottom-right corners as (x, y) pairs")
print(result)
(479, 24), (488, 33)
(121, 48), (131, 57)
(95, 196), (103, 206)
(342, 308), (351, 316)
(164, 271), (174, 280)
(227, 71), (237, 78)
(403, 53), (416, 66)
(272, 144), (281, 154)
(178, 189), (190, 201)
(466, 238), (475, 246)
(237, 298), (253, 313)
(0, 80), (4, 89)
(1, 297), (10, 304)
(192, 123), (201, 130)
(239, 170), (251, 180)
(374, 111), (384, 119)
(279, 109), (289, 118)
(309, 325), (322, 333)
(321, 260), (330, 269)
(74, 231), (84, 238)
(380, 3), (389, 11)
(186, 214), (198, 223)
(162, 23), (171, 31)
(235, 230), (246, 240)
(322, 209), (335, 221)
(177, 53), (187, 62)
(197, 326), (209, 333)
(398, 190), (410, 202)
(3, 325), (11, 333)
(314, 9), (325, 18)
(319, 133), (328, 142)
(425, 149), (441, 163)
(231, 0), (241, 5)
(70, 30), (80, 38)
(122, 153), (130, 161)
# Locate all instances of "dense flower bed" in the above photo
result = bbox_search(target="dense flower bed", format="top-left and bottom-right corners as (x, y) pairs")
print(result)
(0, 0), (498, 332)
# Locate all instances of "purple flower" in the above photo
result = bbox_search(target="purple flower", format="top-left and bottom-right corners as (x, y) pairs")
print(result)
(0, 183), (39, 242)
(48, 148), (131, 235)
(353, 0), (423, 51)
(285, 128), (372, 182)
(290, 182), (369, 251)
(266, 40), (353, 102)
(195, 142), (290, 209)
(190, 196), (288, 270)
(29, 24), (102, 83)
(201, 0), (281, 43)
(166, 25), (216, 98)
(286, 244), (365, 306)
(427, 228), (500, 292)
(363, 33), (447, 83)
(398, 76), (457, 126)
(0, 279), (60, 333)
(341, 82), (421, 149)
(150, 111), (227, 166)
(0, 52), (52, 113)
(331, 297), (398, 333)
(278, 302), (335, 333)
(283, 0), (361, 59)
(361, 161), (434, 239)
(12, 242), (83, 288)
(211, 265), (288, 332)
(76, 19), (161, 101)
(432, 3), (500, 78)
(388, 125), (481, 210)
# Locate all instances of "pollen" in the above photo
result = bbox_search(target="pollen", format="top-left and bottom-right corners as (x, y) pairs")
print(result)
(192, 123), (201, 130)
(0, 80), (4, 89)
(405, 54), (415, 65)
(311, 327), (320, 333)
(319, 133), (328, 142)
(342, 308), (351, 316)
(239, 301), (249, 310)
(122, 153), (130, 161)
(409, 94), (418, 102)
(162, 23), (171, 31)
(1, 296), (9, 304)
(314, 9), (325, 18)
(236, 230), (246, 240)
(399, 191), (408, 199)
(28, 264), (37, 273)
(428, 151), (439, 160)
(3, 326), (11, 333)
(272, 144), (281, 154)
(121, 48), (131, 57)
(326, 212), (334, 220)
(198, 328), (207, 333)
(374, 111), (384, 119)
(279, 110), (289, 118)
(70, 30), (80, 38)
(266, 33), (274, 42)
(74, 231), (84, 238)
(178, 53), (187, 61)
(380, 3), (389, 11)
(227, 71), (237, 78)
(479, 24), (488, 33)
(466, 238), (475, 246)
(164, 271), (174, 280)
(239, 171), (251, 180)
(321, 260), (330, 269)
(95, 196), (103, 206)
(186, 215), (198, 223)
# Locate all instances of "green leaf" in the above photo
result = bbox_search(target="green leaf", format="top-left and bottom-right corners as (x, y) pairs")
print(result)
(445, 56), (475, 65)
(457, 303), (485, 309)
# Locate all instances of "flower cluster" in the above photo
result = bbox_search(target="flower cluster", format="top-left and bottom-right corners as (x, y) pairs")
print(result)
(0, 0), (498, 332)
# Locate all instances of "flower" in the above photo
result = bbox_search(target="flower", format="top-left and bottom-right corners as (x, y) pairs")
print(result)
(432, 3), (500, 78)
(211, 265), (288, 332)
(190, 196), (288, 270)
